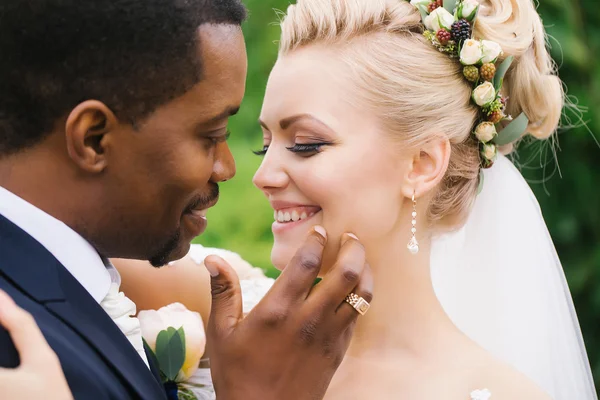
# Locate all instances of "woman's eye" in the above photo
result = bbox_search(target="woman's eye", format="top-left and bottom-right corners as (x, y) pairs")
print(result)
(253, 142), (330, 157)
(286, 143), (328, 154)
(253, 145), (269, 156)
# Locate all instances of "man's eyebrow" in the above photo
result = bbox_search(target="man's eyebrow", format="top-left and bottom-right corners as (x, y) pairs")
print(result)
(204, 106), (240, 125)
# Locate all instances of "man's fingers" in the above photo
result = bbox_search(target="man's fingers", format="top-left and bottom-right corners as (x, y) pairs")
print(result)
(204, 255), (243, 338)
(266, 226), (327, 303)
(0, 289), (55, 367)
(308, 234), (367, 311)
(335, 262), (374, 326)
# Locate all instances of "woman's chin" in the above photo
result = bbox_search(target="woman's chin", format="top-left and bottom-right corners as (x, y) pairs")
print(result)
(270, 244), (332, 278)
(271, 242), (317, 272)
(270, 248), (292, 271)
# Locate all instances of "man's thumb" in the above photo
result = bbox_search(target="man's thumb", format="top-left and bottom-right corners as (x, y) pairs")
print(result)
(203, 255), (243, 338)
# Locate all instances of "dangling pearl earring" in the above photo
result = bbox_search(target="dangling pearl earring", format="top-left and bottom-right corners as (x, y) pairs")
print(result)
(407, 192), (419, 255)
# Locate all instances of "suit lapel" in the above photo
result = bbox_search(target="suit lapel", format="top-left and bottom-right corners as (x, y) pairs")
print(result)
(145, 341), (163, 383)
(0, 215), (166, 400)
(47, 265), (166, 399)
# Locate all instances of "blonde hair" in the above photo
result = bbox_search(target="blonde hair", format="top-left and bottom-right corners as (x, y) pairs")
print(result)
(277, 0), (564, 229)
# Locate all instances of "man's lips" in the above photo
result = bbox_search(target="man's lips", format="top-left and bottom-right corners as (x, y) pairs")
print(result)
(182, 211), (208, 237)
(182, 197), (219, 237)
(185, 196), (219, 215)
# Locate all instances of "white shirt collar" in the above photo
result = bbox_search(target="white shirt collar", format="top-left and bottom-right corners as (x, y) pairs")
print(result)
(0, 185), (112, 303)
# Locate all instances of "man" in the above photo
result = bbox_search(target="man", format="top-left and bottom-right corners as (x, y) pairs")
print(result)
(0, 0), (373, 399)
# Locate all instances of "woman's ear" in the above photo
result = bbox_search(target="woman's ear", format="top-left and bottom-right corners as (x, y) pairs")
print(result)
(64, 100), (118, 173)
(401, 135), (451, 199)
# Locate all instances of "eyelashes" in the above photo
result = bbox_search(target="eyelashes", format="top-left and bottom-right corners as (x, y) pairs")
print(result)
(287, 143), (326, 153)
(252, 146), (269, 156)
(253, 143), (329, 156)
(205, 130), (231, 145)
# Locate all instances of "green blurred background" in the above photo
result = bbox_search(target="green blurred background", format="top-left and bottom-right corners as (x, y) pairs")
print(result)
(193, 0), (600, 387)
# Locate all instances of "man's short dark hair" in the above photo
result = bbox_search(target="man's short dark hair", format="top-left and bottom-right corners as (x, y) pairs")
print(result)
(0, 0), (246, 155)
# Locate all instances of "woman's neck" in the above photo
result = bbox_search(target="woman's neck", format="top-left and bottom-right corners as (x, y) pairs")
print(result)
(346, 231), (460, 359)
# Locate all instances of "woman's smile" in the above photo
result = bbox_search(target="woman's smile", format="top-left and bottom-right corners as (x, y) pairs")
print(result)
(270, 201), (322, 234)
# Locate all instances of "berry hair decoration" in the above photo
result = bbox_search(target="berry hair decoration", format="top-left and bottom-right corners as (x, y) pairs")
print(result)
(408, 0), (529, 192)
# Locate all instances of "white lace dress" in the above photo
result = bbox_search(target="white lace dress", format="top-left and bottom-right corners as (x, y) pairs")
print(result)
(180, 244), (492, 400)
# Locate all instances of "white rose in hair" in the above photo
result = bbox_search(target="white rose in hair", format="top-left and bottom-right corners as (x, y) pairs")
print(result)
(460, 39), (483, 65)
(424, 7), (455, 32)
(474, 122), (497, 143)
(482, 143), (497, 161)
(481, 40), (503, 63)
(472, 81), (496, 106)
(457, 0), (479, 21)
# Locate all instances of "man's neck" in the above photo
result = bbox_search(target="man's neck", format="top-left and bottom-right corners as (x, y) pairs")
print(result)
(0, 145), (78, 232)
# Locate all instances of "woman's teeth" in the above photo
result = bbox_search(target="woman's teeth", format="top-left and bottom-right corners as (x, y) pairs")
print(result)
(274, 209), (316, 223)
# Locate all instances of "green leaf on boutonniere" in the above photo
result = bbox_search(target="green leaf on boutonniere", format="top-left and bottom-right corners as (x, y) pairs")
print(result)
(143, 338), (160, 372)
(492, 112), (529, 146)
(493, 55), (513, 92)
(155, 327), (186, 382)
(179, 387), (198, 400)
(177, 326), (186, 359)
(444, 0), (457, 14)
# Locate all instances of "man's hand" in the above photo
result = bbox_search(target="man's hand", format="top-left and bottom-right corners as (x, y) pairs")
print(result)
(0, 290), (73, 399)
(205, 226), (373, 400)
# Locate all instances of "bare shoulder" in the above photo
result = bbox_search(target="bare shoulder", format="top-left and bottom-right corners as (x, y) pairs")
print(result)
(113, 254), (213, 325)
(470, 353), (551, 399)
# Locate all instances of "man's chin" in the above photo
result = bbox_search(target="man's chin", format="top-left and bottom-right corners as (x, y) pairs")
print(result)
(148, 234), (189, 268)
(166, 241), (192, 264)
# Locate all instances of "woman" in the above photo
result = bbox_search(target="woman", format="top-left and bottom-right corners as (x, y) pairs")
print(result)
(116, 0), (596, 398)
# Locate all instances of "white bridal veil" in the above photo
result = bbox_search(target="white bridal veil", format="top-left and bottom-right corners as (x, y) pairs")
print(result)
(431, 154), (597, 399)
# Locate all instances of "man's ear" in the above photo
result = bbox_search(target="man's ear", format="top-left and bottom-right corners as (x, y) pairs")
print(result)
(401, 136), (451, 199)
(64, 100), (118, 173)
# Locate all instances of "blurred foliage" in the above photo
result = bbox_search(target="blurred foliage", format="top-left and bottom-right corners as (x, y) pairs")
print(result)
(193, 0), (600, 387)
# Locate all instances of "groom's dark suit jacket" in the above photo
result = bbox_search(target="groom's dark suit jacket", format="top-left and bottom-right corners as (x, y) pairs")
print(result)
(0, 214), (167, 400)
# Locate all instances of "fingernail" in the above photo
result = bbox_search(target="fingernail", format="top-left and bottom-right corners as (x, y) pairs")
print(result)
(203, 257), (220, 277)
(313, 225), (327, 240)
(341, 233), (359, 246)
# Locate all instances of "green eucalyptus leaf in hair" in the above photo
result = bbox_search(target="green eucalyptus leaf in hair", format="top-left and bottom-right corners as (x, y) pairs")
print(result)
(444, 0), (458, 14)
(418, 5), (429, 22)
(493, 55), (514, 92)
(409, 0), (431, 21)
(492, 112), (529, 146)
(477, 169), (485, 195)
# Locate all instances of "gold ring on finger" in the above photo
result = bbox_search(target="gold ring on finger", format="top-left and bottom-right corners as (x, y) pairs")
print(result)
(344, 292), (370, 316)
